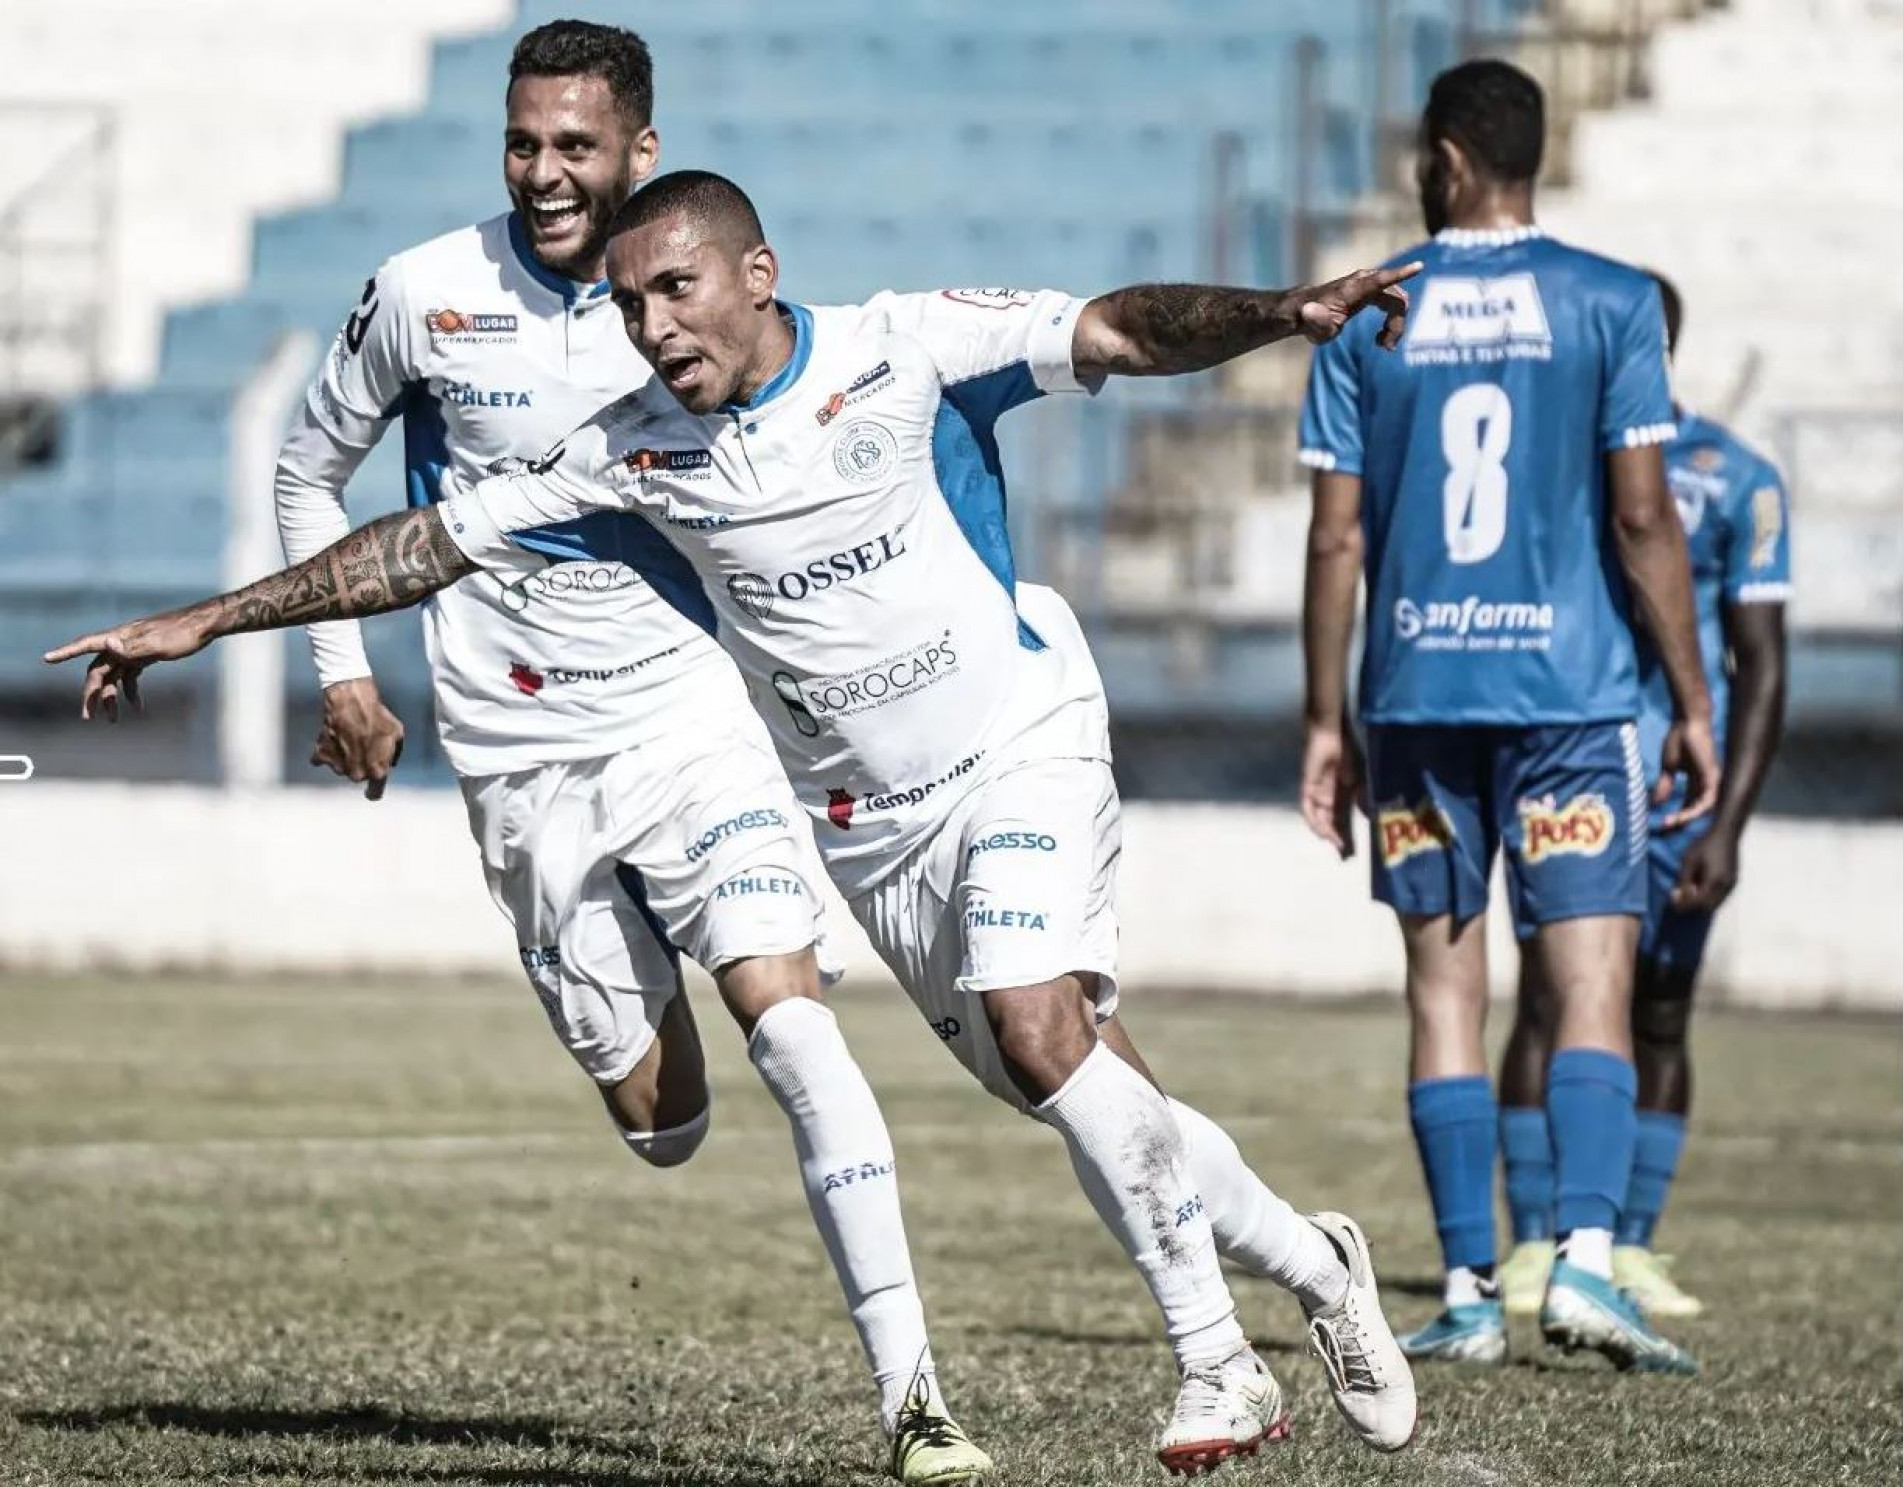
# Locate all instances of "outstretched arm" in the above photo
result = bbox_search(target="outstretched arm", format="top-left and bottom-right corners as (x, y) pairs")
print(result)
(45, 506), (472, 720)
(1070, 261), (1421, 381)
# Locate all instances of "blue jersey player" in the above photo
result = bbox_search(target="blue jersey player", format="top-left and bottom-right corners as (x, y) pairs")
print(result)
(1297, 60), (1718, 1375)
(1496, 274), (1792, 1321)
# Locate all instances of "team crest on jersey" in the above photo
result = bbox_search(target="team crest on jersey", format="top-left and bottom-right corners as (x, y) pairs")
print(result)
(1519, 794), (1614, 864)
(831, 419), (898, 484)
(1377, 800), (1454, 866)
(1749, 485), (1784, 569)
(425, 308), (519, 342)
(1691, 447), (1726, 473)
(1406, 274), (1552, 365)
(1667, 467), (1710, 535)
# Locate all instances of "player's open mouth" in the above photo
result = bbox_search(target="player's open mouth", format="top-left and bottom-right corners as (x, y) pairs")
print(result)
(659, 354), (703, 392)
(527, 197), (584, 235)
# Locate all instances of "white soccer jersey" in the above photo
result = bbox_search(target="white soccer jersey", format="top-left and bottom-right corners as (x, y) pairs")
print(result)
(274, 211), (738, 777)
(440, 289), (1111, 892)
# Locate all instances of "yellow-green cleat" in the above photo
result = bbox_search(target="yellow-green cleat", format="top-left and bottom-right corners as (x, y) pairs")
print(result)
(888, 1377), (994, 1485)
(1499, 1239), (1555, 1318)
(1613, 1246), (1706, 1318)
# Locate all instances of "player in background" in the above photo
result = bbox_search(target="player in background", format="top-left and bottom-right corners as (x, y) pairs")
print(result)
(1494, 274), (1793, 1319)
(1296, 60), (1716, 1374)
(267, 24), (987, 1482)
(50, 171), (1424, 1477)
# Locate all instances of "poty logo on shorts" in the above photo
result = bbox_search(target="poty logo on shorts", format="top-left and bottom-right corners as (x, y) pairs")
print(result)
(1519, 794), (1615, 864)
(685, 808), (788, 863)
(1377, 800), (1453, 866)
(966, 830), (1058, 862)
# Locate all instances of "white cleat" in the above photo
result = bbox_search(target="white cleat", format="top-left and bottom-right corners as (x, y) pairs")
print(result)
(1303, 1212), (1419, 1452)
(1155, 1347), (1290, 1478)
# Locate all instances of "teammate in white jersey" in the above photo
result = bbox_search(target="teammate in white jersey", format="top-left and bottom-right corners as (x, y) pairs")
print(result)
(52, 170), (1424, 1476)
(219, 27), (987, 1483)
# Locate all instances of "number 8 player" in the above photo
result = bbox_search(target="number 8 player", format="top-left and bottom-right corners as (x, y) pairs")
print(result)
(1296, 60), (1719, 1373)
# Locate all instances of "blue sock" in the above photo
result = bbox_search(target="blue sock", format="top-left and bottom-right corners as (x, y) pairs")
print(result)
(1619, 1111), (1686, 1247)
(1499, 1106), (1556, 1243)
(1408, 1076), (1497, 1274)
(1547, 1048), (1638, 1237)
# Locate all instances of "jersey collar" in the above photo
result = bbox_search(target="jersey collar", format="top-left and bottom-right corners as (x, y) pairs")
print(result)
(1433, 224), (1545, 247)
(722, 302), (813, 414)
(506, 211), (612, 306)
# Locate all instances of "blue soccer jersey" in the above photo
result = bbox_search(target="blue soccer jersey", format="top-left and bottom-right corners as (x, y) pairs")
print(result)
(1635, 412), (1794, 773)
(1299, 226), (1677, 726)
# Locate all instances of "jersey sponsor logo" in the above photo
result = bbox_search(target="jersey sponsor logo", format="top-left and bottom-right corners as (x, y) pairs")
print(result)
(664, 508), (731, 530)
(1393, 595), (1555, 652)
(963, 904), (1048, 931)
(425, 308), (518, 341)
(1406, 274), (1552, 365)
(505, 645), (687, 694)
(814, 361), (896, 426)
(519, 944), (561, 969)
(929, 1016), (962, 1040)
(497, 561), (635, 613)
(625, 447), (713, 481)
(685, 808), (790, 863)
(726, 525), (910, 619)
(821, 750), (986, 830)
(1377, 800), (1453, 866)
(441, 379), (533, 409)
(831, 418), (899, 485)
(967, 830), (1058, 862)
(343, 276), (379, 355)
(1749, 485), (1784, 570)
(1667, 465), (1718, 535)
(941, 287), (1033, 310)
(485, 441), (566, 479)
(783, 634), (960, 724)
(1519, 793), (1615, 864)
(712, 871), (805, 901)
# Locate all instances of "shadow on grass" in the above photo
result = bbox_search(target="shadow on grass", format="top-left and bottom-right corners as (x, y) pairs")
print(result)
(995, 1324), (1303, 1356)
(17, 1402), (846, 1487)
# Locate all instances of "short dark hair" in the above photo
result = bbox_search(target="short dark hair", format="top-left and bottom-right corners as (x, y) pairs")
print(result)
(509, 20), (654, 128)
(610, 170), (765, 251)
(1649, 270), (1683, 354)
(1423, 59), (1544, 183)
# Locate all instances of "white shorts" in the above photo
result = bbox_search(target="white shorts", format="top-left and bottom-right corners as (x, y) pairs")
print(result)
(461, 718), (828, 1085)
(848, 756), (1122, 1110)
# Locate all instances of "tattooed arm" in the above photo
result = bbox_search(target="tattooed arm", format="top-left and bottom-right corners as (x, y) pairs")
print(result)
(45, 506), (473, 721)
(1071, 261), (1422, 381)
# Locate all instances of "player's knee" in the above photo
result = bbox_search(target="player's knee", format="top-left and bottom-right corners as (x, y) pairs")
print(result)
(616, 1102), (711, 1169)
(987, 980), (1097, 1097)
(1632, 968), (1693, 1054)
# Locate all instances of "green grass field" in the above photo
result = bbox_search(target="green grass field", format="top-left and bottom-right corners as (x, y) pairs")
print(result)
(1, 972), (1898, 1486)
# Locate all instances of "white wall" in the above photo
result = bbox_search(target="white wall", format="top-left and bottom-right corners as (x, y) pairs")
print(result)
(3, 784), (1897, 1012)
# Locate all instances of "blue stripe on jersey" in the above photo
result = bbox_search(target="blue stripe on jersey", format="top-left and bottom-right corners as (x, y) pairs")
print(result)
(506, 212), (610, 305)
(510, 512), (718, 636)
(401, 381), (451, 508)
(934, 361), (1046, 651)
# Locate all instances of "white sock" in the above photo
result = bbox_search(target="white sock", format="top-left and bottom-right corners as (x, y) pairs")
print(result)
(1037, 1044), (1248, 1369)
(1445, 1265), (1495, 1307)
(1559, 1226), (1614, 1280)
(1169, 1097), (1348, 1313)
(748, 998), (936, 1432)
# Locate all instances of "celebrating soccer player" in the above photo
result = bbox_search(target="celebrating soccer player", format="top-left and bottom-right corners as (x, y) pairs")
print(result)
(51, 170), (1422, 1474)
(1296, 60), (1715, 1374)
(1494, 274), (1793, 1320)
(200, 23), (989, 1481)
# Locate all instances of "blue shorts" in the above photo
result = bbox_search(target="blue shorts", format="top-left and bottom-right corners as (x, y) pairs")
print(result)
(1636, 800), (1718, 976)
(1366, 721), (1648, 929)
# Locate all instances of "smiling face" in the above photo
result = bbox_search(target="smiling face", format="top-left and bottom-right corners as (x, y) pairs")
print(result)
(606, 211), (784, 415)
(504, 73), (656, 282)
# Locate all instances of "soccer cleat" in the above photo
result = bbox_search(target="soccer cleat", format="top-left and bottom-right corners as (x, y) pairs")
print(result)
(1302, 1212), (1418, 1452)
(1499, 1239), (1556, 1317)
(1613, 1246), (1706, 1318)
(1540, 1258), (1698, 1375)
(1155, 1347), (1290, 1477)
(1396, 1299), (1507, 1365)
(887, 1376), (994, 1484)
